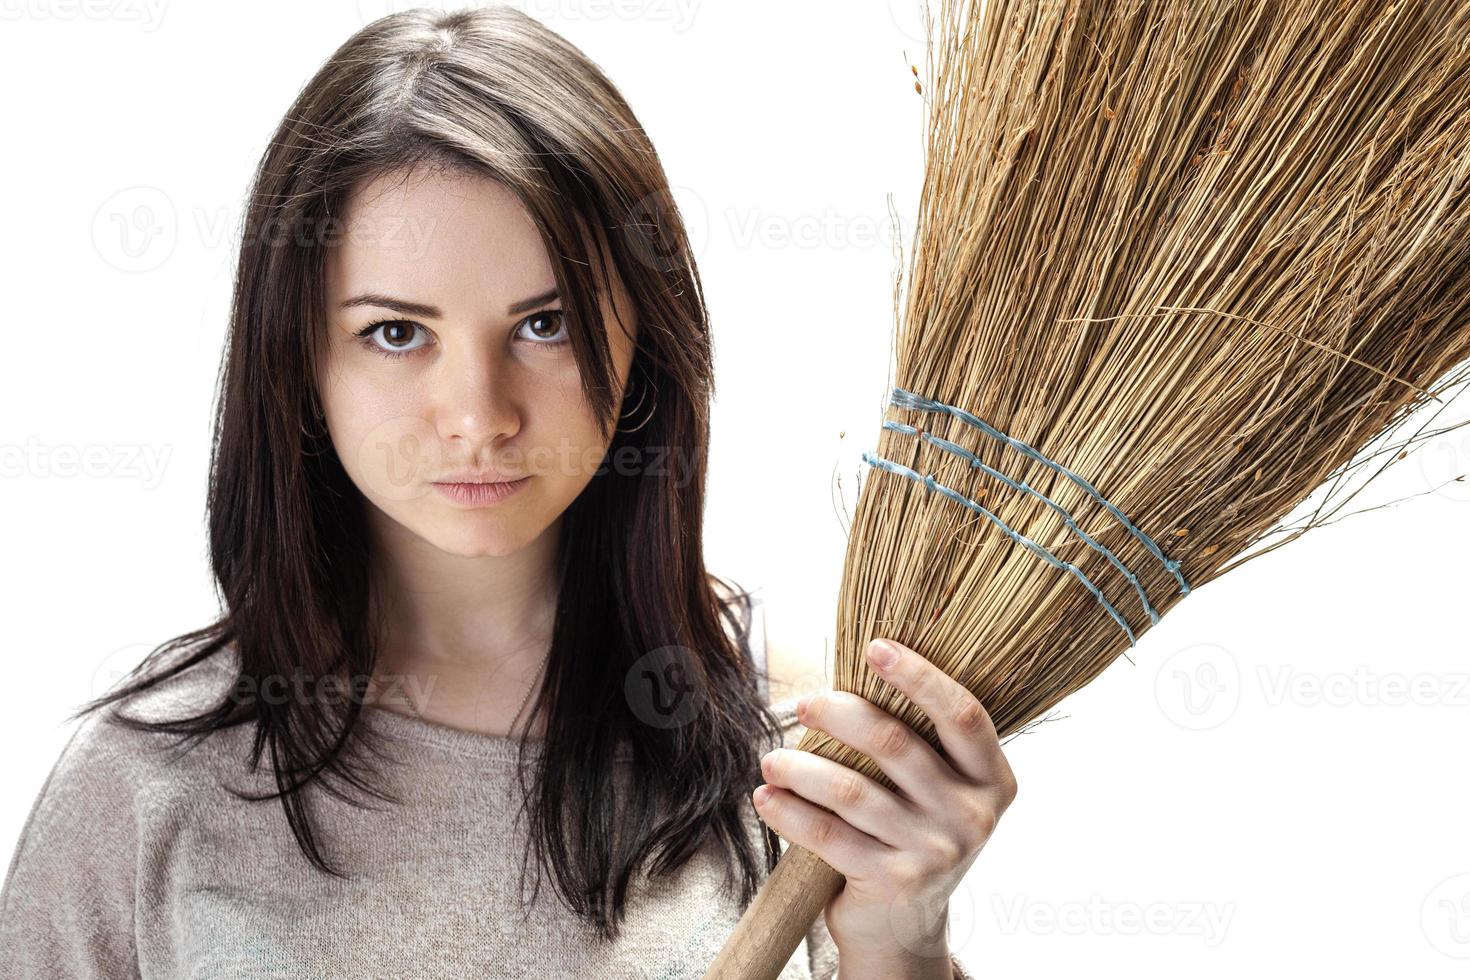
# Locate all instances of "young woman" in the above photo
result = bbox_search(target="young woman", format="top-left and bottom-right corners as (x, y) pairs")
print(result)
(0, 7), (1013, 977)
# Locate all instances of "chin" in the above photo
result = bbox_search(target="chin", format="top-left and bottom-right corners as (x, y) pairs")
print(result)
(423, 526), (532, 559)
(366, 483), (564, 559)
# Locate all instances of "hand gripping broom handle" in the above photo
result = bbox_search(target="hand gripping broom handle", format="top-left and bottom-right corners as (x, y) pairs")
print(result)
(701, 843), (843, 979)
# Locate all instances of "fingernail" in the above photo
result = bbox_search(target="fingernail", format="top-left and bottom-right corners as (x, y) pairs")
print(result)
(868, 638), (899, 670)
(796, 694), (811, 718)
(753, 784), (773, 805)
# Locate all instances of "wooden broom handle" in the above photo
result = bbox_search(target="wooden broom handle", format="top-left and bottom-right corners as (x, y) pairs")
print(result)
(701, 843), (845, 979)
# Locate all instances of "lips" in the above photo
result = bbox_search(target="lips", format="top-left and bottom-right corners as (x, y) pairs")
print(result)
(432, 474), (526, 484)
(432, 476), (531, 507)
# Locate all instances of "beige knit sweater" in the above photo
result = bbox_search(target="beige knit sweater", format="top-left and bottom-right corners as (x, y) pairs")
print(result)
(1, 599), (975, 978)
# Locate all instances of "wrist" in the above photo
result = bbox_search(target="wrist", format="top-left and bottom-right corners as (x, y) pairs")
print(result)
(832, 938), (954, 980)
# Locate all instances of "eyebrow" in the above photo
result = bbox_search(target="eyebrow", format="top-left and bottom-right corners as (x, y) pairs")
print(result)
(339, 287), (560, 318)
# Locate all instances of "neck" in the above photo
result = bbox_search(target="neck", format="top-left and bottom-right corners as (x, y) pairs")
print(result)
(362, 514), (562, 738)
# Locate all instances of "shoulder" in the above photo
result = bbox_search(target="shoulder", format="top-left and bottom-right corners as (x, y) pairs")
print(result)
(70, 649), (248, 782)
(0, 648), (246, 972)
(39, 649), (239, 786)
(3, 649), (250, 878)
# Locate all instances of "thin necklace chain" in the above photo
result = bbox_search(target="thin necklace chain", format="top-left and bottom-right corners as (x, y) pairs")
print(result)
(509, 650), (551, 734)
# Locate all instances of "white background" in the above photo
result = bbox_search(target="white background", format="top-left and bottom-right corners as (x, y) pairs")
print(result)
(2, 1), (1469, 976)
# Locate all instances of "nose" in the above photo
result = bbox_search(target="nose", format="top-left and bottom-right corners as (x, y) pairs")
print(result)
(431, 343), (523, 464)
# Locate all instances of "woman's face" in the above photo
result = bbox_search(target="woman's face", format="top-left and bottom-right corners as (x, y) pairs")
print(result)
(318, 166), (638, 559)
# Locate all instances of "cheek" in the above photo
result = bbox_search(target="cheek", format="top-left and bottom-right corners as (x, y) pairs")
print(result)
(320, 368), (442, 502)
(521, 386), (612, 484)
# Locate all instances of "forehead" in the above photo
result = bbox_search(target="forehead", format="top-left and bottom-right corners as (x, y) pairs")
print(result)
(325, 167), (556, 308)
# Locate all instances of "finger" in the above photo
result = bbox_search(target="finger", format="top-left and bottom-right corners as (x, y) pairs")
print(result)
(752, 783), (887, 882)
(798, 687), (956, 811)
(867, 637), (1015, 793)
(761, 747), (915, 848)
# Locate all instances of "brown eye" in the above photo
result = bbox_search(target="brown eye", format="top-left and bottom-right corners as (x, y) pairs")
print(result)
(381, 322), (414, 347)
(356, 319), (429, 359)
(517, 310), (569, 347)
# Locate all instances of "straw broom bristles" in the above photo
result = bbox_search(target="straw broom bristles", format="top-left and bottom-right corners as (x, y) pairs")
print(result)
(704, 1), (1470, 976)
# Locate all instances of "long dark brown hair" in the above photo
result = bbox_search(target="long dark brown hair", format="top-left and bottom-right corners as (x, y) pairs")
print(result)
(71, 4), (784, 941)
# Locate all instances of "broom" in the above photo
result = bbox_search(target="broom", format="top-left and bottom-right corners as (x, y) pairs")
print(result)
(703, 0), (1470, 976)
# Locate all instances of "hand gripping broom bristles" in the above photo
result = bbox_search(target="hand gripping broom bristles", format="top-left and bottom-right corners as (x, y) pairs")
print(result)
(704, 0), (1470, 976)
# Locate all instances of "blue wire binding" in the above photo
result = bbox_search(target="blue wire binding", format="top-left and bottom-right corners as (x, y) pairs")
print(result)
(860, 386), (1193, 647)
(889, 386), (1190, 597)
(882, 418), (1165, 625)
(859, 451), (1140, 647)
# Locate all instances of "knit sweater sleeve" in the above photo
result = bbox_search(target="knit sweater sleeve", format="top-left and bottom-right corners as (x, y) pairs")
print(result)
(0, 710), (145, 978)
